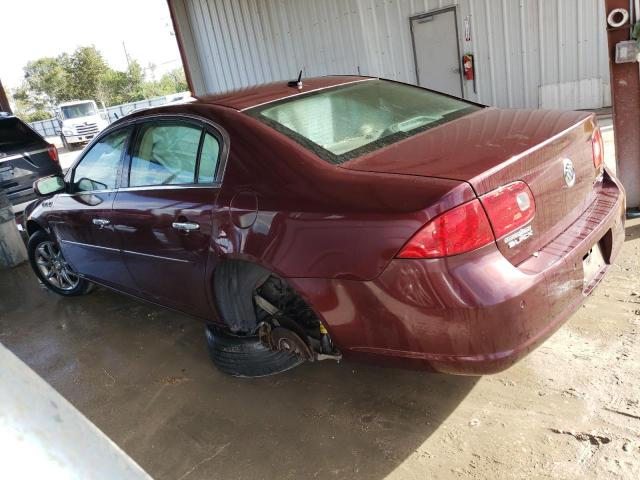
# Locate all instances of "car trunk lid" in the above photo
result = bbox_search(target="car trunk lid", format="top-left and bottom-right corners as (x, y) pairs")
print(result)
(343, 108), (600, 265)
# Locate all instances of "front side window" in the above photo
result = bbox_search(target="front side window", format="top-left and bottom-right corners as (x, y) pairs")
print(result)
(129, 123), (201, 187)
(248, 79), (482, 164)
(73, 128), (130, 192)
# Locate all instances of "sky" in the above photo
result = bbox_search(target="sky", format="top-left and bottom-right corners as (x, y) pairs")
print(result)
(0, 0), (183, 89)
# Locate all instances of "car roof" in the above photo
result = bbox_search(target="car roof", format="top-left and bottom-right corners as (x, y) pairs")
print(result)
(196, 75), (375, 111)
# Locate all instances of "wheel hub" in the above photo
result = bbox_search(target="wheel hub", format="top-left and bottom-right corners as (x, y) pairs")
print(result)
(35, 241), (80, 292)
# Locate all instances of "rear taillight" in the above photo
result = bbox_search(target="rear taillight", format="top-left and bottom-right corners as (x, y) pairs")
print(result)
(47, 144), (59, 163)
(397, 181), (536, 259)
(397, 199), (494, 259)
(591, 127), (604, 170)
(480, 181), (535, 239)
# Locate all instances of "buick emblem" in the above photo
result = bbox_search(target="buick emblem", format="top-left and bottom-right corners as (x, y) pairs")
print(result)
(562, 158), (576, 187)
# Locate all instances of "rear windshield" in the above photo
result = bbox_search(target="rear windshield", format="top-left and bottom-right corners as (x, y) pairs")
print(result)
(0, 117), (44, 153)
(247, 79), (482, 164)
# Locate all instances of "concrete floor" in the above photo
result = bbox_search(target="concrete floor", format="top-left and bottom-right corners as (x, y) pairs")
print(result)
(1, 219), (639, 479)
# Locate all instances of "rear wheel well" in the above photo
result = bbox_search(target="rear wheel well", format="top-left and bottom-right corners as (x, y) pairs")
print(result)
(208, 260), (342, 375)
(213, 259), (326, 341)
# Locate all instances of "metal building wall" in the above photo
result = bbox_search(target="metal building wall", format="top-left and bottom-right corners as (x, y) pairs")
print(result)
(171, 0), (610, 110)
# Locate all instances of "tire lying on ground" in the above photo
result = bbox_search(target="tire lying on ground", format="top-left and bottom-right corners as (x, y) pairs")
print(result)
(205, 326), (305, 378)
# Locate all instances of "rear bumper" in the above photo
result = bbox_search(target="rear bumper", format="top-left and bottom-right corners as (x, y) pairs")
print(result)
(290, 171), (625, 375)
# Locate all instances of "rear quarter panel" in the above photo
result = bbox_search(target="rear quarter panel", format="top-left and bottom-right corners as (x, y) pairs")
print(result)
(199, 105), (475, 281)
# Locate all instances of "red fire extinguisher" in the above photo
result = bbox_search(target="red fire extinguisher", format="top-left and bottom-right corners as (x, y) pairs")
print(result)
(463, 54), (474, 81)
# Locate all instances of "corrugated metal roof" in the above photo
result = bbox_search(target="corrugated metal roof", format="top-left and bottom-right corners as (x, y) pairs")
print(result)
(172, 0), (611, 109)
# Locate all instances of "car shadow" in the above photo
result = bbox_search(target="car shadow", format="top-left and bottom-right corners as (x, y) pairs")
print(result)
(1, 265), (478, 480)
(625, 221), (640, 243)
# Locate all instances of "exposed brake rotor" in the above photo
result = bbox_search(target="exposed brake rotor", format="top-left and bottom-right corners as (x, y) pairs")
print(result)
(255, 292), (341, 362)
(271, 327), (315, 360)
(258, 323), (314, 361)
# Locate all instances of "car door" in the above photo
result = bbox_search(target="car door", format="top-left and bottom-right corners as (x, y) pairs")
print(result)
(113, 118), (223, 318)
(52, 126), (138, 293)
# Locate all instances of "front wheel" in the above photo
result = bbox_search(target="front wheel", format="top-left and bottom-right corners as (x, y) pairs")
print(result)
(27, 230), (93, 296)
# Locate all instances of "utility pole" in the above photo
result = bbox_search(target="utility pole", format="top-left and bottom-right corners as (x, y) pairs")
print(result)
(604, 0), (640, 217)
(122, 41), (131, 69)
(0, 78), (12, 114)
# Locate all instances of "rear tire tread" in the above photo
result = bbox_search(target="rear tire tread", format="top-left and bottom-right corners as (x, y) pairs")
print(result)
(205, 327), (304, 378)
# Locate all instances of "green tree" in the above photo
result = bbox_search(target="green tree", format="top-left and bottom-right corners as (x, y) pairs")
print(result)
(102, 60), (147, 105)
(159, 68), (188, 93)
(102, 69), (129, 106)
(10, 86), (51, 122)
(22, 110), (52, 122)
(123, 60), (146, 102)
(66, 46), (109, 105)
(144, 68), (188, 98)
(19, 55), (71, 110)
(15, 45), (190, 117)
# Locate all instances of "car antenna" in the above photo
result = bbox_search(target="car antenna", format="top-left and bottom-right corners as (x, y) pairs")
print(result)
(287, 70), (303, 90)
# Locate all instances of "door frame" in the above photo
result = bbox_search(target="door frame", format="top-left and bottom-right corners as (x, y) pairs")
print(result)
(409, 6), (464, 98)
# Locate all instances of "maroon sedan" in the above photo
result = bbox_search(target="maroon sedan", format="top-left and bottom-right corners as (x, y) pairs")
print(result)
(24, 76), (625, 377)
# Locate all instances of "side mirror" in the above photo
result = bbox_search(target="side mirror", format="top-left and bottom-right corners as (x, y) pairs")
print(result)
(34, 175), (66, 197)
(77, 177), (107, 192)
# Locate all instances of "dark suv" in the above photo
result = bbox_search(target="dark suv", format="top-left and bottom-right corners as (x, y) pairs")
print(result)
(0, 113), (61, 208)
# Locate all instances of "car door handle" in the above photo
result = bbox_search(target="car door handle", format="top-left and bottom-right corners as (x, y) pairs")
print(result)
(92, 218), (110, 228)
(172, 221), (200, 232)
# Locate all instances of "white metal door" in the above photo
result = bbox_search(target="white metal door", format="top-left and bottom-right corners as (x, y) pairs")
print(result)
(411, 9), (462, 97)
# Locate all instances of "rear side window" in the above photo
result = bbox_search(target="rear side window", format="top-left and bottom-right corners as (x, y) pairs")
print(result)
(197, 133), (220, 183)
(0, 117), (44, 153)
(73, 128), (130, 192)
(248, 79), (482, 164)
(129, 123), (201, 187)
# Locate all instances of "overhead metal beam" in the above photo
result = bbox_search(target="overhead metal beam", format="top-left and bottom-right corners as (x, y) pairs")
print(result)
(167, 0), (196, 95)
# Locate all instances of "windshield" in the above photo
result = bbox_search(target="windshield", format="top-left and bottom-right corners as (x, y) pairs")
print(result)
(248, 80), (482, 164)
(61, 102), (97, 120)
(0, 118), (43, 153)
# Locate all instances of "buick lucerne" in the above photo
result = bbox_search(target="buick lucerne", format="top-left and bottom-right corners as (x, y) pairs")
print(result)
(24, 77), (625, 377)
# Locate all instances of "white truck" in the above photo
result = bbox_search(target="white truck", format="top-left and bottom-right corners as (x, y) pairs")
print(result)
(56, 100), (109, 150)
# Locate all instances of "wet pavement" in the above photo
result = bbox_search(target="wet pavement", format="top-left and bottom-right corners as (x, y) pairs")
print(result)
(1, 222), (638, 479)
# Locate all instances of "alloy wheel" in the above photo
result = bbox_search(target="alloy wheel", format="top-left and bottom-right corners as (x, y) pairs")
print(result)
(35, 241), (80, 291)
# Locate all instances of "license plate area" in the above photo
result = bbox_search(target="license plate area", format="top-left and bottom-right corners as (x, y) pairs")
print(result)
(583, 243), (607, 291)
